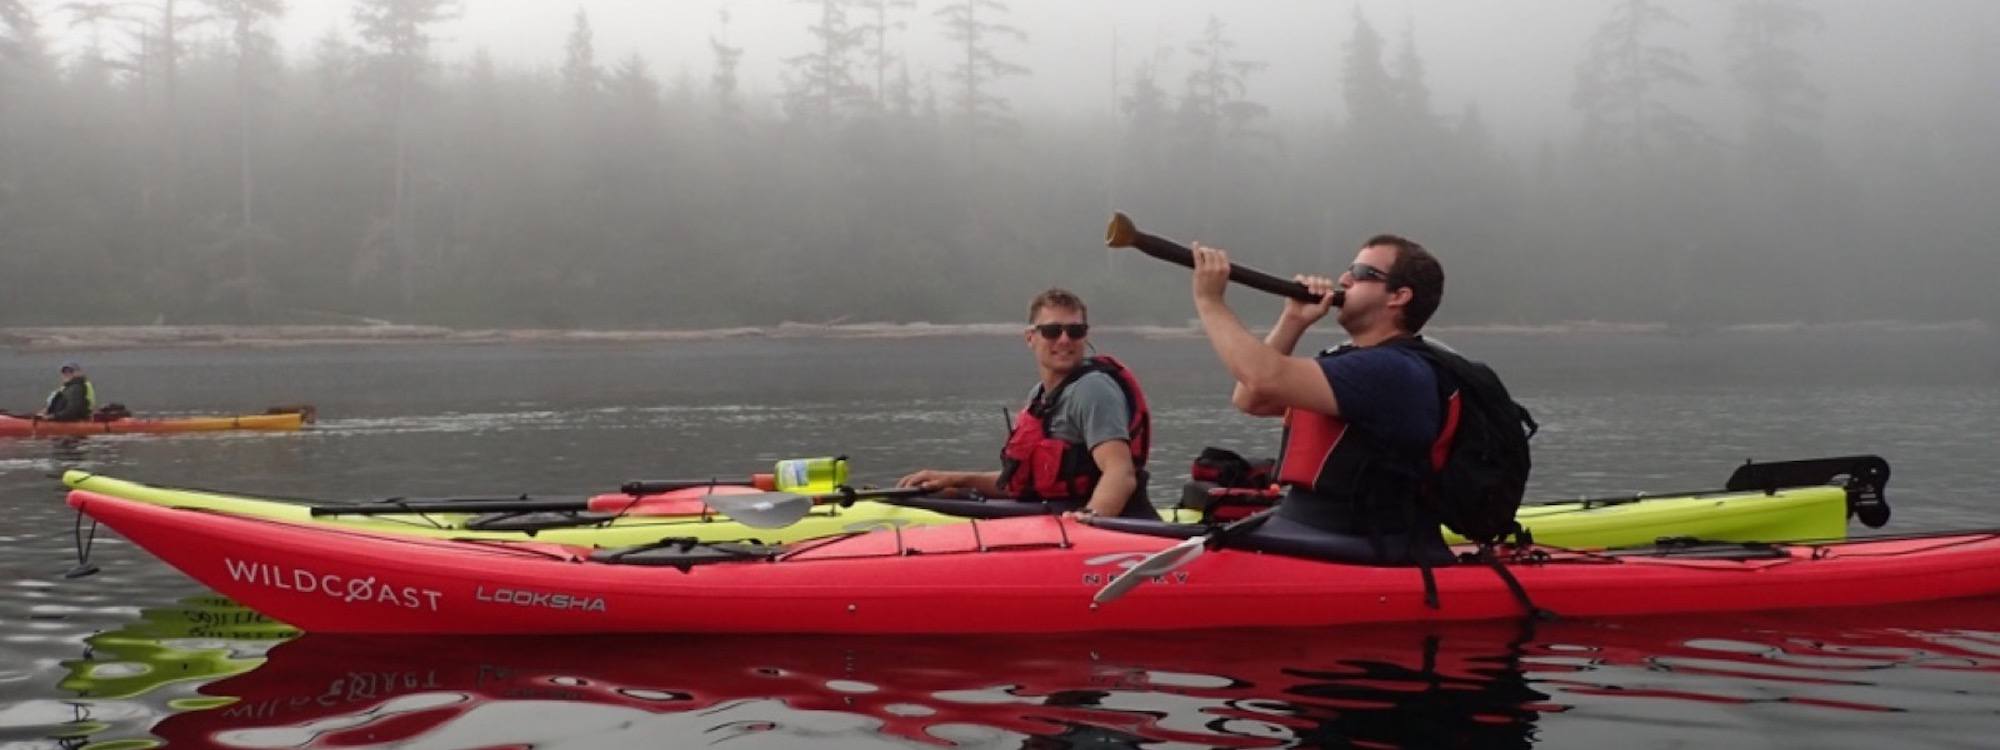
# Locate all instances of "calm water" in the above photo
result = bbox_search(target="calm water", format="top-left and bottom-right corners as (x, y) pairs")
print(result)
(3, 329), (1999, 748)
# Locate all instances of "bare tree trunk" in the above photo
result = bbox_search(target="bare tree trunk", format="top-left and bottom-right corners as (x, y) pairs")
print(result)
(236, 20), (254, 230)
(159, 0), (180, 220)
(962, 9), (977, 164)
(393, 73), (413, 306)
(872, 1), (889, 109)
(820, 0), (834, 120)
(236, 19), (258, 308)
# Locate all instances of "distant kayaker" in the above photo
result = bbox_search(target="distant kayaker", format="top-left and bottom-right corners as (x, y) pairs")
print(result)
(38, 362), (96, 422)
(1188, 235), (1458, 565)
(897, 288), (1160, 520)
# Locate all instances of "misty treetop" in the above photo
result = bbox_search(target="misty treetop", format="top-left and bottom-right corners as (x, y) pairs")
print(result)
(0, 0), (1995, 328)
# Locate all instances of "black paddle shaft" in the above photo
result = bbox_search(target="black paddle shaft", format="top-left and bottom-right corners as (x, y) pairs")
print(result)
(1131, 234), (1324, 304)
(312, 498), (595, 516)
(311, 485), (939, 519)
(620, 478), (746, 495)
(1108, 214), (1334, 305)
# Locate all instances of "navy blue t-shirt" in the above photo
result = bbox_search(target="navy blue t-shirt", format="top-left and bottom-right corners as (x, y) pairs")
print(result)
(1316, 346), (1440, 451)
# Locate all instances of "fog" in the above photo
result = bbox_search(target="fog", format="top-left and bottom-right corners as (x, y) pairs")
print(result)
(1, 0), (1995, 328)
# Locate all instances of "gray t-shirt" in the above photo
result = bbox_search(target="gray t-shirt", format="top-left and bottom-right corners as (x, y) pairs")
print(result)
(1027, 371), (1131, 450)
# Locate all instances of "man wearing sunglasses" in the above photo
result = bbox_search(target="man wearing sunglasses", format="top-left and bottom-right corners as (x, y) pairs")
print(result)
(897, 288), (1159, 520)
(1185, 235), (1456, 565)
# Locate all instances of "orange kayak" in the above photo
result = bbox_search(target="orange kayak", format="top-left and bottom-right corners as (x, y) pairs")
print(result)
(0, 408), (312, 437)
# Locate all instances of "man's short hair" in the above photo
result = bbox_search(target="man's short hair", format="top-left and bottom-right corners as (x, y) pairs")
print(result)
(1028, 288), (1088, 323)
(1366, 234), (1444, 333)
(59, 362), (81, 374)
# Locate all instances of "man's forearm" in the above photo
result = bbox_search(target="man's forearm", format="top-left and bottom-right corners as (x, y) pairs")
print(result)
(1233, 317), (1313, 407)
(1198, 297), (1290, 393)
(1263, 316), (1313, 356)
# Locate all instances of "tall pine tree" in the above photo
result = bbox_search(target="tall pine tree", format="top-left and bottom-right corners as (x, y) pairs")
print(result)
(1572, 0), (1705, 166)
(1726, 0), (1823, 170)
(935, 0), (1027, 155)
(784, 0), (871, 126)
(350, 0), (459, 306)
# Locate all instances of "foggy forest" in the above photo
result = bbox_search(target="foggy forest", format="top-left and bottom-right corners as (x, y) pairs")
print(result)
(1, 0), (1995, 329)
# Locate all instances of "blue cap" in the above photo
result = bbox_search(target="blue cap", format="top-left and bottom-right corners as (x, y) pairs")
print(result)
(59, 362), (81, 373)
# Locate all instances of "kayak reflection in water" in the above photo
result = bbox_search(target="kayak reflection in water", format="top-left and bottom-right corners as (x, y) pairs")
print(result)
(59, 595), (293, 702)
(146, 616), (1554, 749)
(898, 288), (1160, 520)
(100, 596), (2000, 749)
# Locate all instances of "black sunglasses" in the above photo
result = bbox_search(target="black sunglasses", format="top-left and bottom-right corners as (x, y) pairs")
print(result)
(1347, 263), (1392, 284)
(1032, 323), (1090, 340)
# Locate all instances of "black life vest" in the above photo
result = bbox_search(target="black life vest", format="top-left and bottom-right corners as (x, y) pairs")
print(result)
(1275, 337), (1548, 615)
(1273, 341), (1440, 537)
(997, 355), (1151, 508)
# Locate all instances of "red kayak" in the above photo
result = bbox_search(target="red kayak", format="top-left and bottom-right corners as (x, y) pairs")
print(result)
(68, 489), (2000, 635)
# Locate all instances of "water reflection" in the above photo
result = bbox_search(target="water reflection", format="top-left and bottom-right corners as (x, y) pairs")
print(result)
(133, 618), (1548, 748)
(40, 596), (2000, 749)
(46, 438), (95, 467)
(60, 595), (293, 702)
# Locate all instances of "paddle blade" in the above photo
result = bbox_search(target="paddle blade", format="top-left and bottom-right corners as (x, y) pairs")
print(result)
(1092, 536), (1207, 605)
(701, 492), (815, 529)
(1105, 211), (1138, 248)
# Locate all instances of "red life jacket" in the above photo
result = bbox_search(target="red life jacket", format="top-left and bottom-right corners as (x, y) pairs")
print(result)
(1274, 342), (1454, 533)
(997, 355), (1151, 503)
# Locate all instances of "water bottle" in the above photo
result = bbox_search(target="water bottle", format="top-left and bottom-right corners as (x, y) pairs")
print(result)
(774, 456), (847, 492)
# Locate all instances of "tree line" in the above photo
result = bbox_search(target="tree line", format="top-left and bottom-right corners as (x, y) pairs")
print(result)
(1, 0), (1995, 328)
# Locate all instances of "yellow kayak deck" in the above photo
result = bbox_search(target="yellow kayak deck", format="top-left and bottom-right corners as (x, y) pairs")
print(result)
(64, 470), (1853, 550)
